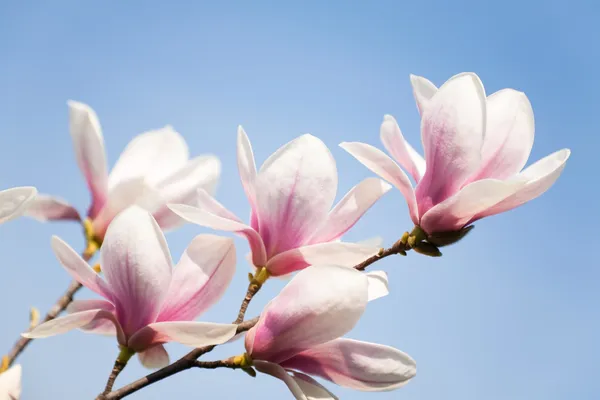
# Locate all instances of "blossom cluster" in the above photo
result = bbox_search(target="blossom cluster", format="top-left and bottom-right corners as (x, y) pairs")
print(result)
(0, 72), (569, 399)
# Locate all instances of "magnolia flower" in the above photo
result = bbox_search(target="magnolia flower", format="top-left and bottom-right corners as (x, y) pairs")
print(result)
(0, 365), (21, 400)
(0, 187), (36, 225)
(24, 206), (237, 368)
(169, 128), (390, 277)
(243, 265), (415, 399)
(342, 73), (570, 236)
(26, 101), (220, 246)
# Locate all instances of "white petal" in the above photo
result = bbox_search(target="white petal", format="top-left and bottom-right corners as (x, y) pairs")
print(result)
(309, 178), (391, 244)
(254, 361), (308, 400)
(23, 194), (80, 222)
(380, 115), (425, 182)
(138, 345), (170, 369)
(265, 242), (379, 277)
(51, 236), (112, 299)
(340, 142), (418, 224)
(237, 126), (258, 205)
(108, 126), (189, 188)
(0, 364), (22, 399)
(68, 101), (108, 217)
(416, 72), (486, 215)
(0, 186), (37, 224)
(255, 134), (338, 257)
(366, 270), (389, 301)
(246, 265), (368, 363)
(100, 206), (172, 336)
(291, 372), (339, 400)
(66, 299), (117, 336)
(410, 74), (438, 115)
(157, 234), (236, 321)
(127, 321), (237, 352)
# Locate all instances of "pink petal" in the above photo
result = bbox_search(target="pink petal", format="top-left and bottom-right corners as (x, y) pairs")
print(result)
(415, 72), (486, 217)
(152, 155), (221, 230)
(237, 126), (258, 207)
(100, 206), (173, 336)
(108, 126), (189, 189)
(254, 361), (308, 400)
(245, 265), (368, 363)
(50, 236), (112, 299)
(476, 149), (570, 219)
(380, 115), (426, 182)
(470, 89), (535, 181)
(127, 321), (237, 352)
(366, 271), (389, 302)
(91, 178), (162, 239)
(138, 345), (170, 369)
(157, 234), (236, 322)
(68, 101), (108, 218)
(420, 178), (525, 233)
(281, 338), (416, 391)
(410, 74), (438, 115)
(23, 194), (80, 222)
(0, 364), (21, 399)
(0, 186), (37, 224)
(255, 134), (337, 258)
(169, 200), (267, 267)
(340, 142), (418, 225)
(22, 309), (126, 345)
(308, 178), (391, 244)
(66, 300), (117, 336)
(291, 372), (339, 400)
(265, 243), (379, 277)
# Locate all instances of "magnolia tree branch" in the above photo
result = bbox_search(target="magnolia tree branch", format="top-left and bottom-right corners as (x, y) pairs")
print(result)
(99, 232), (418, 399)
(3, 251), (92, 368)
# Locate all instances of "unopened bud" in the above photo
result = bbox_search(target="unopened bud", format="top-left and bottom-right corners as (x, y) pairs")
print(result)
(427, 225), (474, 247)
(29, 307), (40, 329)
(412, 242), (442, 257)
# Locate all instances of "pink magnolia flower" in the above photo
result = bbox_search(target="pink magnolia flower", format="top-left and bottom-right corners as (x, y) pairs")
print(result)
(169, 128), (390, 276)
(244, 265), (415, 399)
(0, 365), (21, 400)
(24, 206), (237, 368)
(342, 73), (570, 236)
(25, 101), (220, 243)
(0, 187), (36, 225)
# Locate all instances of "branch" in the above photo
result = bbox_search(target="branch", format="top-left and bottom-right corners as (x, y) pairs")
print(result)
(355, 235), (410, 271)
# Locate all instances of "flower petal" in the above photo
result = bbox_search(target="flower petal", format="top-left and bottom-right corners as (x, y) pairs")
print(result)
(0, 364), (21, 399)
(152, 155), (222, 230)
(108, 126), (189, 189)
(471, 89), (535, 181)
(366, 271), (389, 302)
(169, 200), (267, 267)
(51, 236), (112, 299)
(415, 72), (486, 216)
(0, 186), (37, 224)
(291, 372), (339, 400)
(245, 265), (368, 363)
(255, 134), (337, 257)
(420, 178), (525, 233)
(22, 309), (125, 345)
(157, 235), (236, 322)
(138, 345), (170, 369)
(68, 101), (108, 218)
(410, 74), (438, 115)
(265, 243), (379, 277)
(340, 142), (418, 225)
(281, 338), (416, 391)
(66, 300), (117, 336)
(477, 149), (570, 219)
(23, 194), (80, 222)
(100, 206), (172, 336)
(380, 115), (426, 182)
(308, 178), (391, 244)
(237, 126), (258, 206)
(254, 361), (308, 400)
(127, 321), (237, 352)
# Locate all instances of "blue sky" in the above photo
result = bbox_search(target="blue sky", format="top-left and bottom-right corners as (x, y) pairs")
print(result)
(0, 1), (597, 399)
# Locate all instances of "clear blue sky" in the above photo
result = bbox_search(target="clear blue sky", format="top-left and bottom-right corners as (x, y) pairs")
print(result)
(0, 1), (597, 399)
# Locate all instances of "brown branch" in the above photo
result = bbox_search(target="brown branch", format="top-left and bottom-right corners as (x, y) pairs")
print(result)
(3, 251), (92, 368)
(193, 359), (240, 370)
(354, 236), (410, 271)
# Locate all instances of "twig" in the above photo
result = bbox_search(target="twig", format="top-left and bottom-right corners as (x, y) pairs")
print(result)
(3, 251), (92, 368)
(193, 359), (240, 370)
(354, 236), (411, 271)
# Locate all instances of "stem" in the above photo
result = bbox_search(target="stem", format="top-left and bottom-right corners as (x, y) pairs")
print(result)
(235, 267), (268, 324)
(354, 235), (411, 271)
(3, 251), (93, 368)
(193, 359), (240, 370)
(99, 348), (135, 397)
